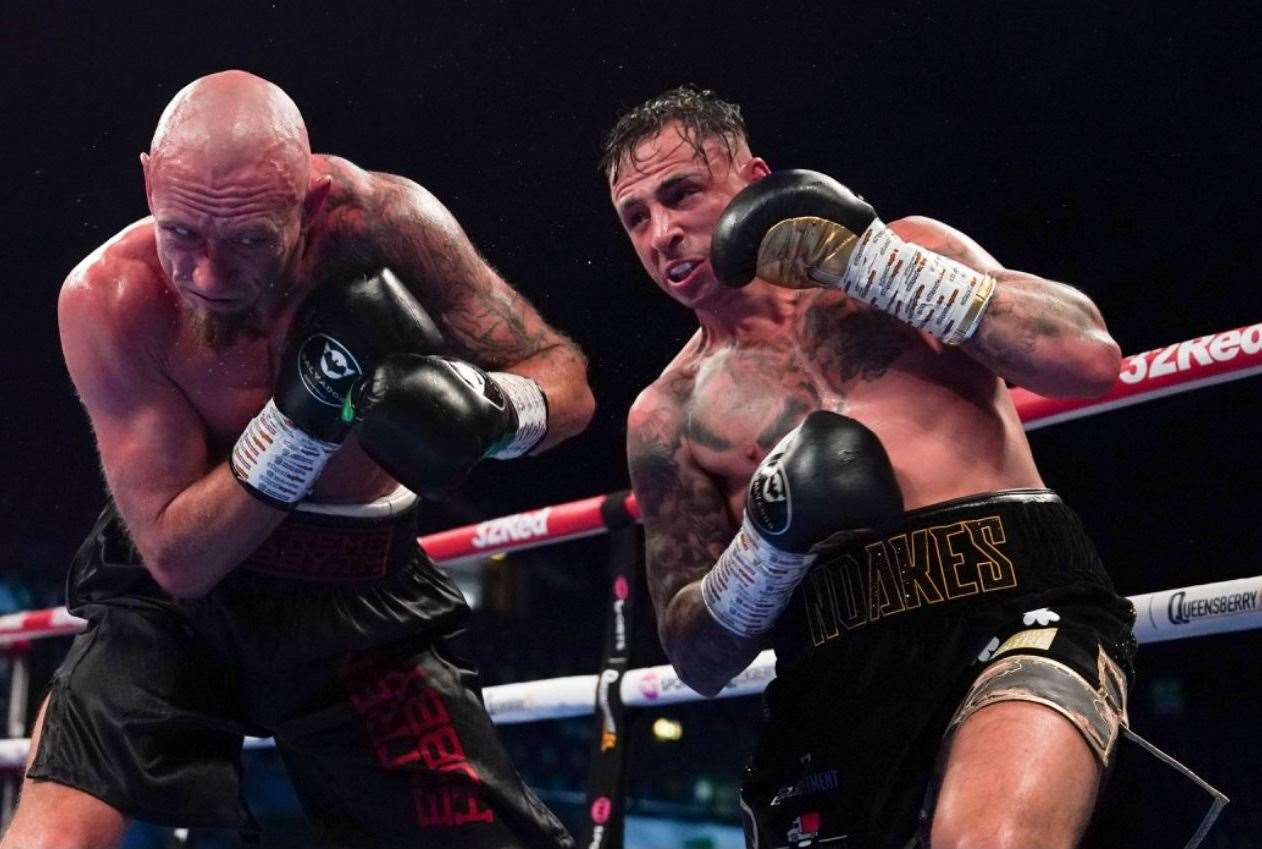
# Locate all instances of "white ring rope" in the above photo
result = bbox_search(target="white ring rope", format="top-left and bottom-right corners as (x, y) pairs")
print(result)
(1, 323), (1259, 769)
(0, 575), (1258, 769)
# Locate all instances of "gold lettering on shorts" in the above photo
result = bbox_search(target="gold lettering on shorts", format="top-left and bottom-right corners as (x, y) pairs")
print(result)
(867, 541), (906, 623)
(889, 529), (944, 609)
(836, 553), (867, 631)
(933, 524), (980, 599)
(802, 514), (1018, 648)
(969, 516), (1017, 591)
(804, 568), (840, 646)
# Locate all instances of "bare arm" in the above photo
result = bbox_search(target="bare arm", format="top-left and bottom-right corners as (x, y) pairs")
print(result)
(889, 216), (1122, 397)
(358, 171), (594, 451)
(627, 384), (762, 697)
(59, 271), (285, 598)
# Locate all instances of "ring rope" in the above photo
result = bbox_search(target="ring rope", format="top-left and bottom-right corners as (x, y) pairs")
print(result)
(2, 574), (1258, 769)
(1, 323), (1259, 766)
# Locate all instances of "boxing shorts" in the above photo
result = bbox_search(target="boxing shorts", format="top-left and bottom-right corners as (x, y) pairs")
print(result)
(27, 494), (574, 849)
(740, 488), (1225, 849)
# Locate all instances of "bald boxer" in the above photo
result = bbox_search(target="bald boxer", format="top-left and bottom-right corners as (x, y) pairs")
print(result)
(4, 71), (591, 848)
(606, 87), (1223, 848)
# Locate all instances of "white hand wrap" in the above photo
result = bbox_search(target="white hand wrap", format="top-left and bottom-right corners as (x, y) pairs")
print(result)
(700, 513), (818, 637)
(231, 398), (340, 506)
(830, 219), (996, 345)
(488, 372), (548, 459)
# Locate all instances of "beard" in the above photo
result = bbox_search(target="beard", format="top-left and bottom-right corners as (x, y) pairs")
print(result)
(187, 303), (266, 352)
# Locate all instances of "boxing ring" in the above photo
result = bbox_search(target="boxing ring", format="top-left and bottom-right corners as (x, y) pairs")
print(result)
(2, 322), (1261, 845)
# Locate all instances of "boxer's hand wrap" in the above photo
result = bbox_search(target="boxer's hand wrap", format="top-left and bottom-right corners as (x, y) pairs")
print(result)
(812, 217), (995, 345)
(701, 513), (817, 637)
(231, 398), (340, 508)
(712, 169), (996, 345)
(233, 268), (447, 508)
(700, 411), (905, 637)
(486, 371), (548, 458)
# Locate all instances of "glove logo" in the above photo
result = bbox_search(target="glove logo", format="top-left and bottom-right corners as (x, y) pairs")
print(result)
(298, 334), (362, 407)
(442, 358), (504, 407)
(320, 344), (354, 380)
(750, 448), (792, 536)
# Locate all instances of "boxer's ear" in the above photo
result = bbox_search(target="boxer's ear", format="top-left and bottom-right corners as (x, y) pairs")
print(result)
(740, 157), (771, 183)
(303, 174), (333, 225)
(139, 153), (153, 206)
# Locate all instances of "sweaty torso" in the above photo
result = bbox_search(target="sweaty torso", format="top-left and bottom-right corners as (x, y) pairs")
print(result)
(665, 292), (1043, 522)
(82, 155), (405, 503)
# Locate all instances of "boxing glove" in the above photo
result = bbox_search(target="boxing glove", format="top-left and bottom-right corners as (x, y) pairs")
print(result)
(711, 170), (994, 345)
(700, 410), (904, 637)
(231, 268), (445, 507)
(354, 354), (548, 495)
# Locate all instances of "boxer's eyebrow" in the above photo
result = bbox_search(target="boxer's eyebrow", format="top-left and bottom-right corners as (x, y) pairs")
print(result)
(657, 174), (703, 202)
(616, 195), (643, 217)
(616, 170), (705, 218)
(225, 222), (279, 238)
(657, 175), (687, 193)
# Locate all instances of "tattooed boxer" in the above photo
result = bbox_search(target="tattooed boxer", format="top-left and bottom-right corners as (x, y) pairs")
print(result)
(605, 86), (1223, 848)
(6, 70), (590, 849)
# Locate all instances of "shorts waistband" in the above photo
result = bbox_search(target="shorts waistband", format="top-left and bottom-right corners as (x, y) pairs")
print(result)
(778, 488), (1103, 651)
(241, 499), (420, 583)
(899, 487), (1062, 518)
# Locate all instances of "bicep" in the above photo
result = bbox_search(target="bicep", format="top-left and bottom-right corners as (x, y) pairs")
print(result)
(626, 401), (734, 617)
(61, 293), (210, 532)
(371, 175), (560, 369)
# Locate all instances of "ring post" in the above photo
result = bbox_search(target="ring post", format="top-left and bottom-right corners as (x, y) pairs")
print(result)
(579, 493), (640, 849)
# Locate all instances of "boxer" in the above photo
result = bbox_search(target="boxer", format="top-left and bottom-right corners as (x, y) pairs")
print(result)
(605, 86), (1224, 848)
(3, 70), (592, 848)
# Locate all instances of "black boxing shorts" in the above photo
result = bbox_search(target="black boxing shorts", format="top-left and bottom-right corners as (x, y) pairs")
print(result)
(740, 488), (1224, 849)
(27, 494), (574, 849)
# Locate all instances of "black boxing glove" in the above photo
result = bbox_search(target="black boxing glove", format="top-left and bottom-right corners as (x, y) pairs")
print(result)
(231, 268), (445, 507)
(700, 411), (903, 637)
(711, 169), (995, 345)
(352, 355), (548, 495)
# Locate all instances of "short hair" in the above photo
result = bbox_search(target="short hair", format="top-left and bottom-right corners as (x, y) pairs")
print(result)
(600, 85), (748, 181)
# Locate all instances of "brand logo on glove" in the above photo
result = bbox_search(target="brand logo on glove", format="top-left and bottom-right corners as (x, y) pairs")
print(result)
(321, 345), (353, 379)
(750, 449), (792, 536)
(298, 334), (362, 407)
(443, 358), (503, 406)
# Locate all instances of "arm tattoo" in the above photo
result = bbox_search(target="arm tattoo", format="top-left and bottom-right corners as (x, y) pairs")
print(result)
(970, 271), (1098, 373)
(627, 399), (732, 614)
(337, 169), (554, 369)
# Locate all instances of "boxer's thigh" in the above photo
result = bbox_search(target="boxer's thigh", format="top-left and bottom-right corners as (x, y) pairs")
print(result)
(927, 632), (1128, 849)
(1, 695), (128, 849)
(277, 637), (573, 848)
(23, 608), (251, 833)
(930, 699), (1101, 848)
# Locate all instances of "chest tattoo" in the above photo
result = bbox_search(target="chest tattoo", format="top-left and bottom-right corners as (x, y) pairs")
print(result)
(800, 305), (911, 384)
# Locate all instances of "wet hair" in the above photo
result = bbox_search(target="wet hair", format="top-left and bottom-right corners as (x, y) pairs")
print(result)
(600, 85), (747, 181)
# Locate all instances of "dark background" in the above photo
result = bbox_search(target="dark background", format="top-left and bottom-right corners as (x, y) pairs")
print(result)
(2, 2), (1259, 846)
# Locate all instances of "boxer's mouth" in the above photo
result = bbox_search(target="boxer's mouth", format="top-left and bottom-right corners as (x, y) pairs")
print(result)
(183, 289), (244, 311)
(665, 259), (703, 285)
